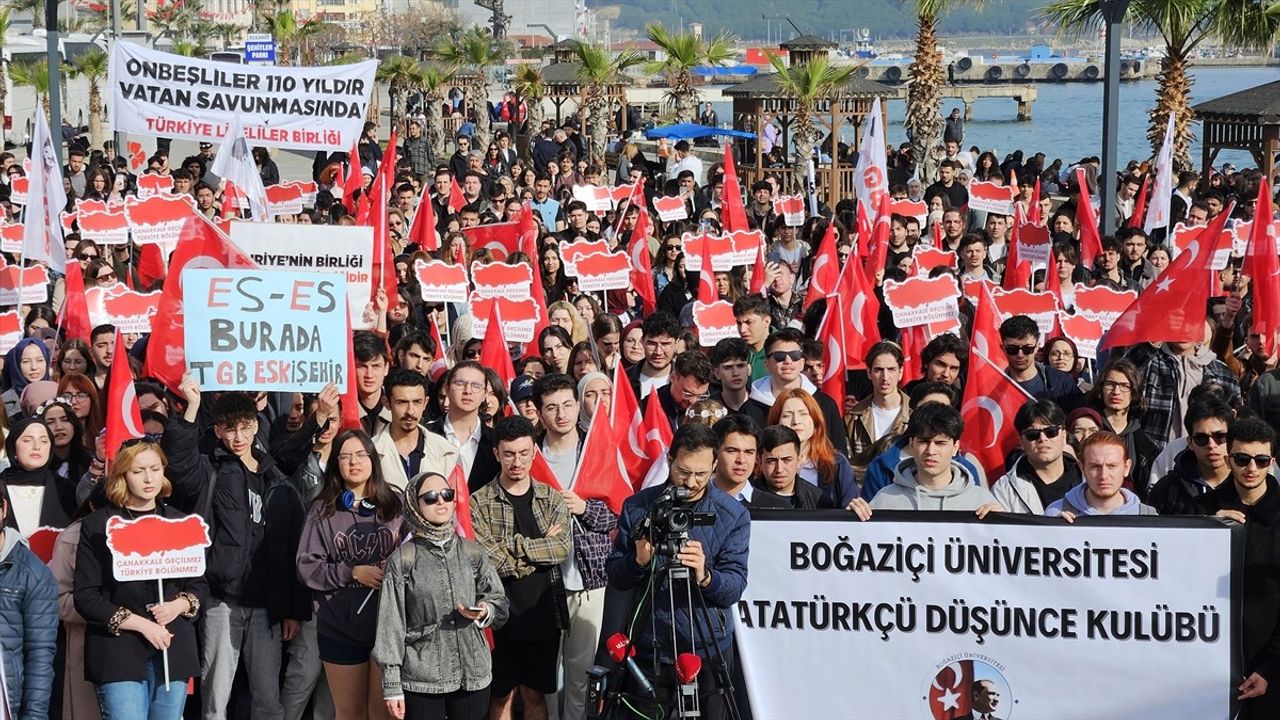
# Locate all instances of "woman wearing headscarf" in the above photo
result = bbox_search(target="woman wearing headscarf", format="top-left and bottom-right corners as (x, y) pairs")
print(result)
(576, 371), (612, 435)
(0, 417), (70, 535)
(2, 337), (51, 419)
(373, 471), (507, 720)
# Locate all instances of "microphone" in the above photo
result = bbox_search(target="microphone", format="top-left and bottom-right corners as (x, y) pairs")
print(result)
(675, 653), (702, 685)
(606, 632), (656, 697)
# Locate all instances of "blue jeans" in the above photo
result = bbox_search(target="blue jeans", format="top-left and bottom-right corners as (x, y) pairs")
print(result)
(96, 654), (187, 720)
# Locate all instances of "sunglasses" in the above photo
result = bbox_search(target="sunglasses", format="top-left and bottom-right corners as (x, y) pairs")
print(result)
(1020, 426), (1062, 442)
(120, 433), (164, 449)
(769, 350), (803, 363)
(1003, 344), (1037, 356)
(78, 253), (98, 260)
(1191, 431), (1229, 448)
(1230, 453), (1273, 469)
(418, 488), (456, 505)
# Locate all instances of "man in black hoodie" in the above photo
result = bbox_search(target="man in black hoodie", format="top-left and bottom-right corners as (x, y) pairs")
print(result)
(162, 375), (310, 720)
(1148, 398), (1234, 516)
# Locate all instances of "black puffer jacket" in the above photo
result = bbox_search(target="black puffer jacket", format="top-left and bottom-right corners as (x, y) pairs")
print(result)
(1148, 449), (1221, 516)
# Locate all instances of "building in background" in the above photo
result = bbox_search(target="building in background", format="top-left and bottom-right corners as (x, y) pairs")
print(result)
(449, 0), (576, 41)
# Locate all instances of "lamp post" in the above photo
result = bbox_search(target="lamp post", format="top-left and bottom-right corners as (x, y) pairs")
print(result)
(1099, 0), (1131, 236)
(45, 0), (61, 166)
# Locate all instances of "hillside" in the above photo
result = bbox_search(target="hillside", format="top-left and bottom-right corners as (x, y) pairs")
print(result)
(600, 0), (1049, 41)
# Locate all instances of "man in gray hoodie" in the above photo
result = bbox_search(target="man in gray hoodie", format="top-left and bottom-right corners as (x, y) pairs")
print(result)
(1046, 431), (1158, 520)
(847, 404), (1002, 519)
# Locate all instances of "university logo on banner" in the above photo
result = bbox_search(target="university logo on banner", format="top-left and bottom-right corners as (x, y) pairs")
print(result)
(882, 275), (961, 328)
(736, 513), (1238, 720)
(108, 43), (376, 151)
(182, 268), (348, 392)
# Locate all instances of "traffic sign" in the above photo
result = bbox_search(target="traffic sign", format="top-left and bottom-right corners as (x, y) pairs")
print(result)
(244, 33), (276, 65)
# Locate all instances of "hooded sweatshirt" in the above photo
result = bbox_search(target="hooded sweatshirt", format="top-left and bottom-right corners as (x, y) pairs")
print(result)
(1045, 483), (1157, 517)
(869, 457), (998, 511)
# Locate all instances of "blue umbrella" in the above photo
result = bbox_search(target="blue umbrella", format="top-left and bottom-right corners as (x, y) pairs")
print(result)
(643, 123), (756, 141)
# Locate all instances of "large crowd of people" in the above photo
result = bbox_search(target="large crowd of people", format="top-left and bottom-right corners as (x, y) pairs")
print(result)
(0, 87), (1278, 720)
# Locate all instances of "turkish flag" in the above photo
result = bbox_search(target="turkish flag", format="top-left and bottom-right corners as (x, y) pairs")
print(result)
(1102, 201), (1235, 350)
(855, 199), (873, 257)
(816, 294), (846, 404)
(629, 205), (658, 315)
(135, 244), (167, 291)
(369, 130), (400, 305)
(1128, 174), (1150, 229)
(970, 280), (1009, 368)
(1244, 179), (1280, 356)
(462, 220), (523, 262)
(58, 261), (91, 344)
(104, 329), (144, 462)
(518, 204), (551, 348)
(804, 222), (839, 309)
(928, 660), (974, 720)
(749, 236), (767, 295)
(1044, 242), (1064, 310)
(426, 314), (449, 381)
(1003, 206), (1032, 291)
(407, 178), (438, 252)
(899, 323), (929, 384)
(833, 244), (880, 368)
(611, 360), (648, 486)
(640, 390), (674, 472)
(449, 177), (466, 213)
(143, 217), (256, 394)
(478, 300), (516, 398)
(697, 231), (719, 304)
(573, 404), (634, 514)
(342, 138), (363, 212)
(961, 344), (1033, 478)
(864, 193), (891, 281)
(339, 313), (362, 431)
(1028, 177), (1043, 225)
(1075, 168), (1103, 269)
(449, 462), (476, 539)
(720, 143), (749, 233)
(529, 448), (565, 491)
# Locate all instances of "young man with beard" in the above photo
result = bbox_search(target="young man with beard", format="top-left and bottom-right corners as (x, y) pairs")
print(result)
(372, 369), (458, 491)
(992, 400), (1082, 515)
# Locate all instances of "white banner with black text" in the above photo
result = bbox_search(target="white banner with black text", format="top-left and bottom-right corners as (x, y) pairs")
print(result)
(736, 512), (1240, 720)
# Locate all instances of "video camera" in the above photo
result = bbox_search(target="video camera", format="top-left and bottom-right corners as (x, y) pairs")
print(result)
(643, 485), (716, 558)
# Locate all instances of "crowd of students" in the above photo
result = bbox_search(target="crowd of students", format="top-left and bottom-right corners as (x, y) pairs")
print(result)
(0, 96), (1278, 720)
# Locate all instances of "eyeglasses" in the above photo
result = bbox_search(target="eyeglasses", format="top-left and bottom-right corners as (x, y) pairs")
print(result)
(418, 488), (456, 505)
(1231, 453), (1273, 469)
(672, 466), (713, 482)
(1191, 431), (1229, 448)
(1101, 380), (1132, 393)
(65, 392), (90, 402)
(338, 450), (371, 463)
(1002, 344), (1037, 356)
(450, 379), (486, 394)
(769, 350), (803, 363)
(1020, 426), (1062, 442)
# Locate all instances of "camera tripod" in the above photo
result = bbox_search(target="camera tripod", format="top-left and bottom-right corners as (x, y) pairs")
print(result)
(595, 553), (744, 720)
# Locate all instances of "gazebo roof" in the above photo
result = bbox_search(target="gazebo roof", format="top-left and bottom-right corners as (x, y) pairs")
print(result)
(723, 71), (891, 99)
(542, 60), (627, 88)
(780, 34), (837, 51)
(1194, 80), (1280, 124)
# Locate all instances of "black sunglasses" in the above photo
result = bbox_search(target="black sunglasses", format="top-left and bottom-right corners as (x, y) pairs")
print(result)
(120, 433), (163, 449)
(1003, 344), (1037, 356)
(418, 488), (457, 505)
(1231, 453), (1273, 469)
(1191, 431), (1229, 448)
(1020, 426), (1062, 442)
(769, 350), (803, 363)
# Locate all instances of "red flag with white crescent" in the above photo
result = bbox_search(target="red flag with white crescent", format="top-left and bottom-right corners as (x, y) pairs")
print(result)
(628, 206), (658, 316)
(816, 294), (846, 404)
(804, 222), (839, 309)
(960, 347), (1033, 479)
(105, 329), (144, 462)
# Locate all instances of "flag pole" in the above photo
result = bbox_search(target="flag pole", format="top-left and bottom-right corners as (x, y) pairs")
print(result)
(157, 579), (171, 686)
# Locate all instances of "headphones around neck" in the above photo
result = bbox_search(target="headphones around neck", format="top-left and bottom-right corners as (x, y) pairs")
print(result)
(339, 490), (378, 517)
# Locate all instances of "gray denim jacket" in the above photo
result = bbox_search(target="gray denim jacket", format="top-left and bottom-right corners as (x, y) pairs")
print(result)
(373, 535), (509, 698)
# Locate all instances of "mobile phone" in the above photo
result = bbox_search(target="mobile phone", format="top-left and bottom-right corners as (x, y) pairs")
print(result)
(467, 605), (485, 613)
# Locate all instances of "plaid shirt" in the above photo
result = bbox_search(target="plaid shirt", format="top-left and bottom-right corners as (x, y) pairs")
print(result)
(471, 479), (572, 580)
(402, 135), (434, 178)
(571, 500), (616, 590)
(1139, 350), (1241, 451)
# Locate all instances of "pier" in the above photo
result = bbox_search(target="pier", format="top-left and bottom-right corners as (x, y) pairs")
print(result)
(886, 83), (1040, 122)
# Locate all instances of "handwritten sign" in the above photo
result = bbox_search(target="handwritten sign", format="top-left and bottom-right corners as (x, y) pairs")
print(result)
(183, 268), (347, 391)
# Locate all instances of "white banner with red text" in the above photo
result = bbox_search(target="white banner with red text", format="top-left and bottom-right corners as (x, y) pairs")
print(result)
(736, 512), (1239, 720)
(108, 42), (376, 151)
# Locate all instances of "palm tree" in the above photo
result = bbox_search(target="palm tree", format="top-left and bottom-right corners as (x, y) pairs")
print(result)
(420, 64), (456, 152)
(1045, 0), (1280, 169)
(904, 0), (980, 183)
(269, 11), (329, 67)
(570, 40), (644, 165)
(766, 53), (858, 192)
(643, 22), (735, 123)
(377, 54), (424, 130)
(435, 27), (508, 149)
(211, 22), (242, 48)
(71, 48), (108, 147)
(147, 0), (202, 40)
(512, 63), (546, 133)
(10, 60), (50, 117)
(170, 39), (207, 57)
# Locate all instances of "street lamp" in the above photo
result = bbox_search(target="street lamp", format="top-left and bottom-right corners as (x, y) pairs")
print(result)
(1099, 0), (1131, 236)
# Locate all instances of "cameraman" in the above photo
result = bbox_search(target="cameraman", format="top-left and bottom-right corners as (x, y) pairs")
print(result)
(606, 424), (750, 719)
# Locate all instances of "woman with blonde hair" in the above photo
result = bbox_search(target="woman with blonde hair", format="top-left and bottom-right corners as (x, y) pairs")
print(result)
(767, 388), (859, 508)
(546, 301), (588, 344)
(73, 439), (207, 719)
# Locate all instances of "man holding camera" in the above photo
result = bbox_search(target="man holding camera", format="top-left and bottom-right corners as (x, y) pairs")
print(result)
(606, 424), (750, 719)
